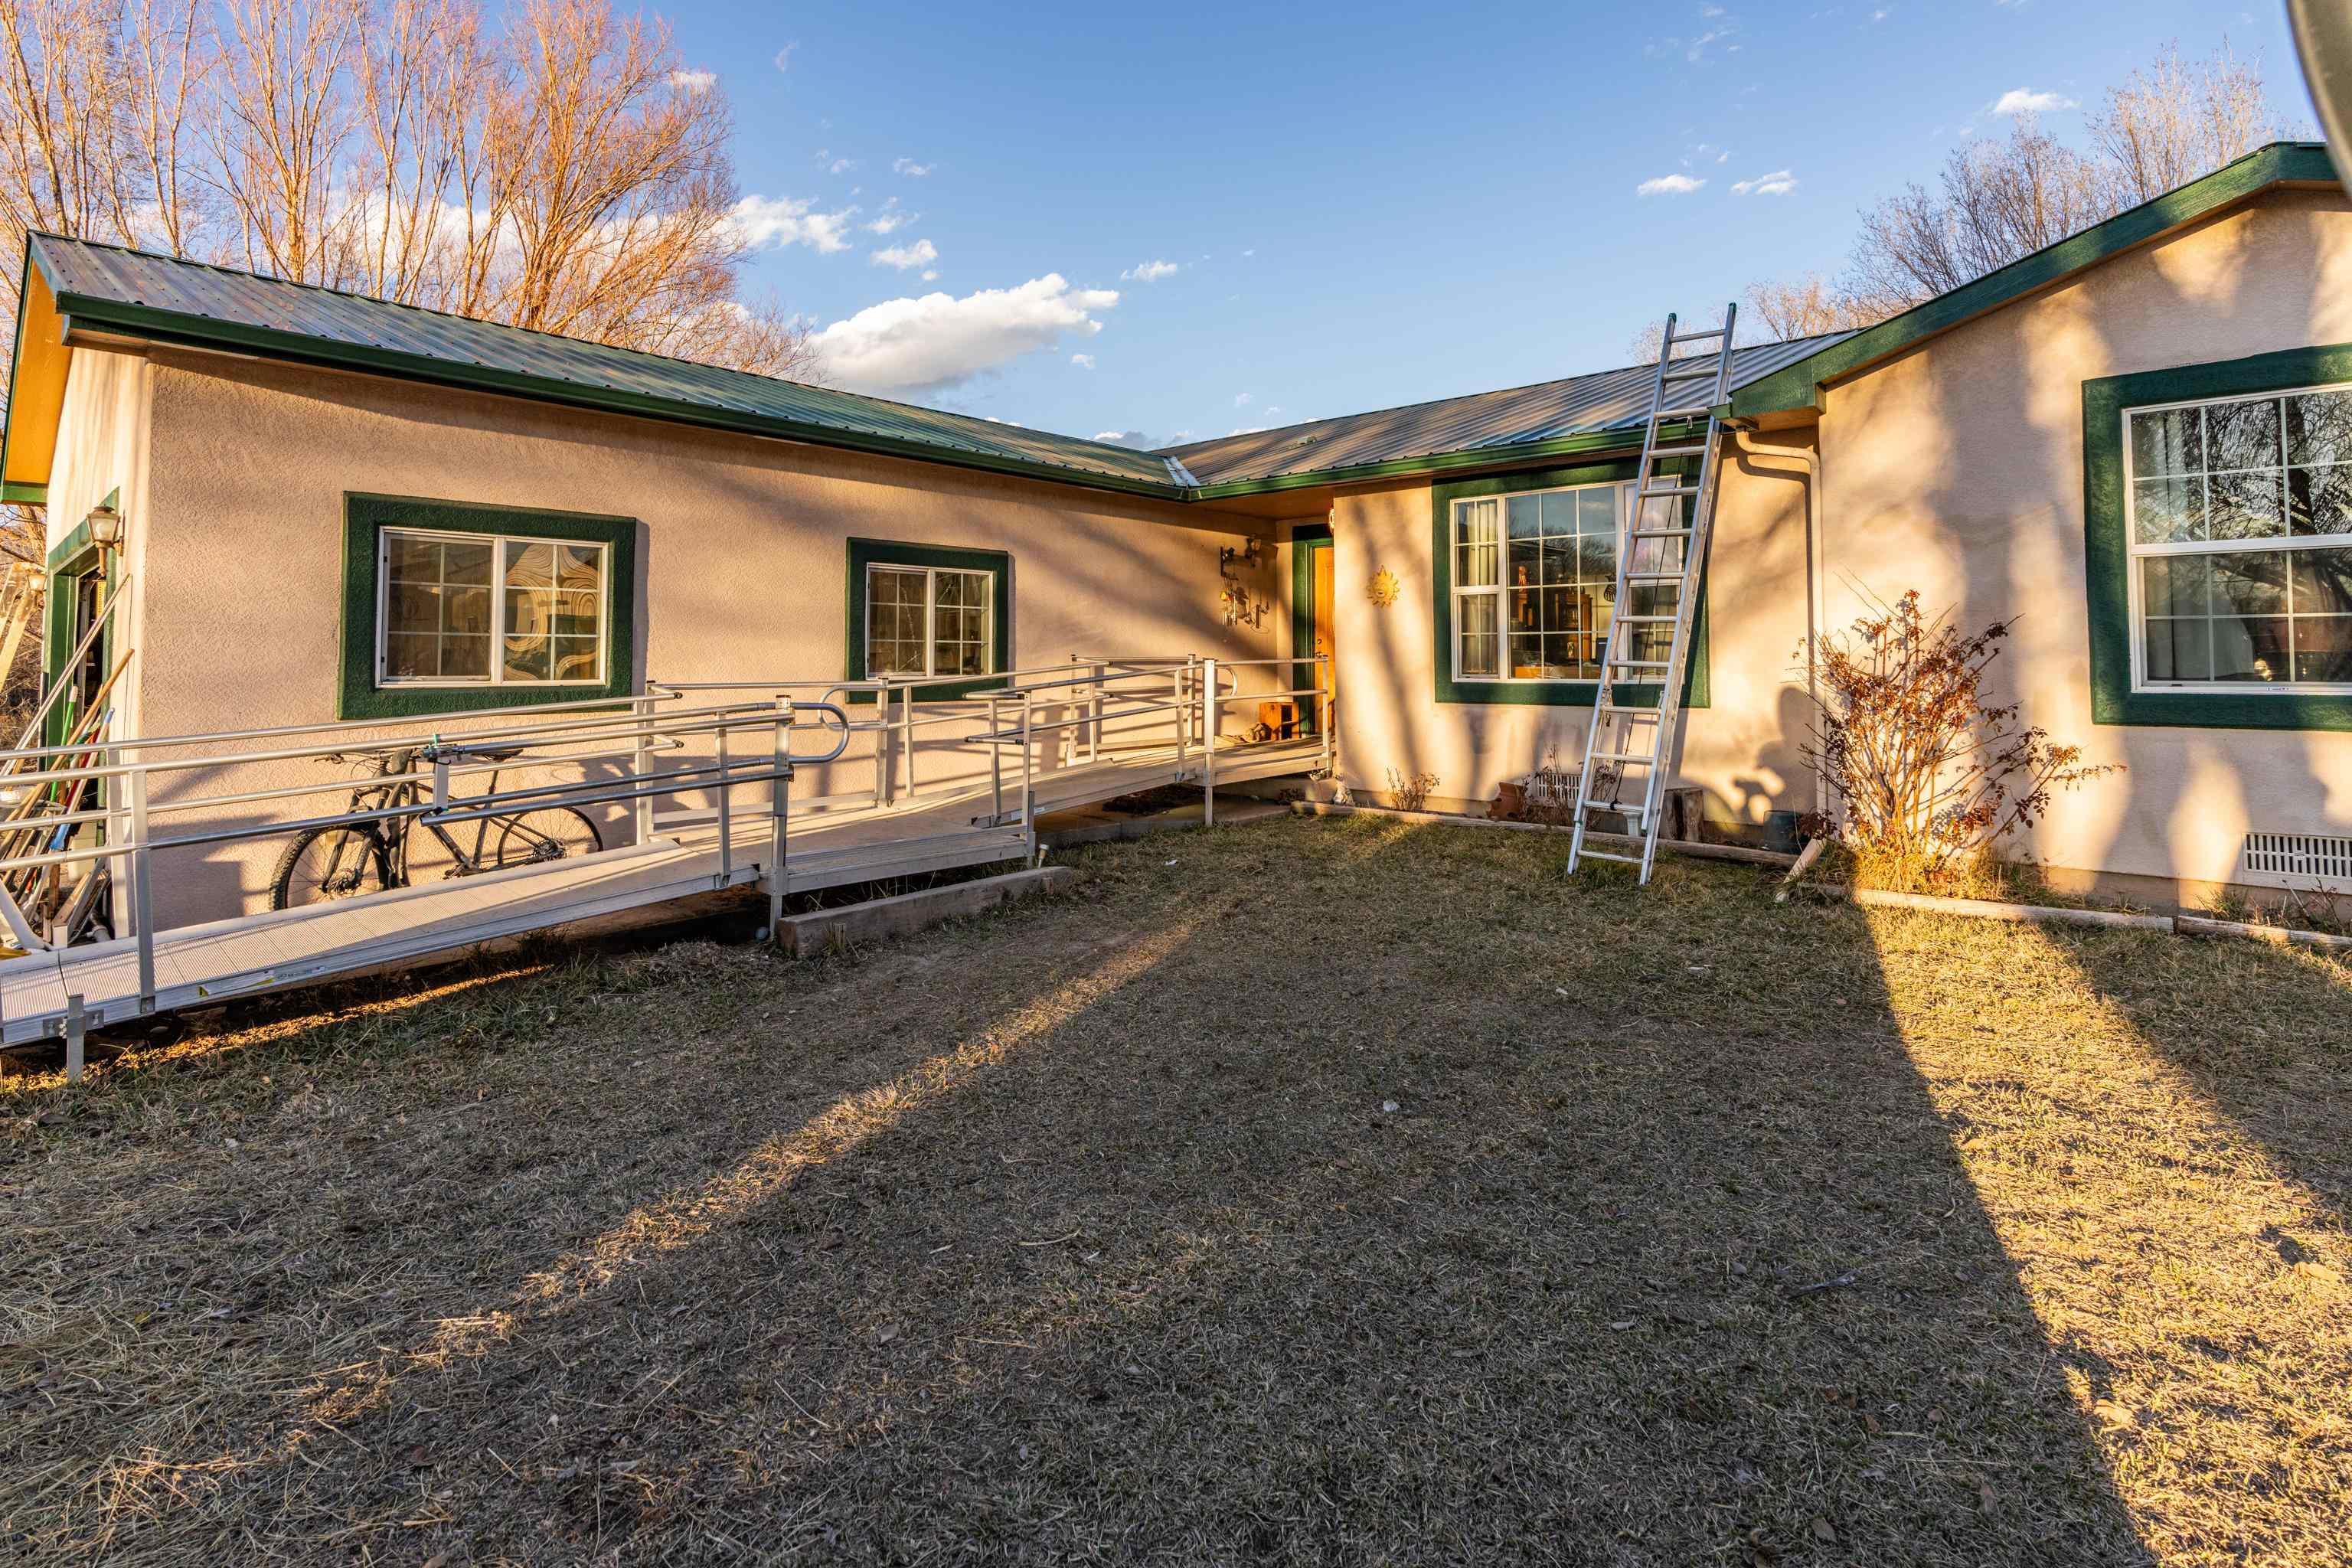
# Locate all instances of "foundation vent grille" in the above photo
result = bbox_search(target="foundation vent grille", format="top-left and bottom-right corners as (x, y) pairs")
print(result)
(2243, 831), (2352, 884)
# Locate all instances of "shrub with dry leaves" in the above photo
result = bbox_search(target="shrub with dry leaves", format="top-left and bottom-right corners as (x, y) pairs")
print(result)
(1803, 590), (2117, 892)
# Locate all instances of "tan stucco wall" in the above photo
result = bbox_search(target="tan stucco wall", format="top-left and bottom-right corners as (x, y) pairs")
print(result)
(1324, 184), (2352, 897)
(1815, 184), (2352, 894)
(119, 350), (1280, 923)
(1322, 442), (1816, 836)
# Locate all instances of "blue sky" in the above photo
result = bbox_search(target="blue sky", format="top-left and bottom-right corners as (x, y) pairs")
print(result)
(651, 0), (2314, 449)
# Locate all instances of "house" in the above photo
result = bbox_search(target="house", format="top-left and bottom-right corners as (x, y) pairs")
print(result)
(4, 140), (2347, 924)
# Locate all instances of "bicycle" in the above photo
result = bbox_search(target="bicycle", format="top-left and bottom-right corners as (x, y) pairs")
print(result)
(269, 743), (602, 910)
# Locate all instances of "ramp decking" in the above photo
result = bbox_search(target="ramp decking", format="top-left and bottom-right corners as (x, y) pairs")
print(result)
(0, 732), (1322, 1045)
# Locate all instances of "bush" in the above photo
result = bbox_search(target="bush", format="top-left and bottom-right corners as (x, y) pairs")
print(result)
(1803, 590), (2116, 893)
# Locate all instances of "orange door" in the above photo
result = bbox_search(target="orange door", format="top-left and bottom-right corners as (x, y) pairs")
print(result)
(1294, 530), (1334, 733)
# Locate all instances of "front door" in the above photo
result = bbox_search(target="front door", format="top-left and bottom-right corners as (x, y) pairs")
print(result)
(1292, 525), (1334, 733)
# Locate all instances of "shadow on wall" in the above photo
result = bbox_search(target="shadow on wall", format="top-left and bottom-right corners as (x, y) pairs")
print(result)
(1901, 197), (2348, 893)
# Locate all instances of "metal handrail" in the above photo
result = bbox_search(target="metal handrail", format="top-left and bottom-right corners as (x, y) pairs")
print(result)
(5, 648), (1334, 1058)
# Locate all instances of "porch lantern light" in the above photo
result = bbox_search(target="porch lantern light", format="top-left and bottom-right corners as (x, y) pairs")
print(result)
(84, 502), (123, 550)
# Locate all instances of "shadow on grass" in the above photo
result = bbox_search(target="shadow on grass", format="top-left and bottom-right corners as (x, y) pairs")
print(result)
(6, 817), (2149, 1565)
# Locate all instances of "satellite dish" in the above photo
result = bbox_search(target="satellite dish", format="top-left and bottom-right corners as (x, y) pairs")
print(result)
(2291, 0), (2352, 183)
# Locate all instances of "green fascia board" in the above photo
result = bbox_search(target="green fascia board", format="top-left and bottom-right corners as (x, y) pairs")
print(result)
(2082, 342), (2352, 732)
(338, 493), (639, 720)
(1189, 423), (1704, 500)
(3, 482), (47, 505)
(37, 277), (1191, 507)
(1429, 459), (1710, 712)
(843, 537), (1015, 703)
(1733, 142), (2337, 420)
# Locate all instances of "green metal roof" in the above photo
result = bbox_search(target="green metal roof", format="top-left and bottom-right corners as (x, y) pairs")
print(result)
(24, 234), (1187, 498)
(1159, 333), (1854, 492)
(15, 141), (2340, 510)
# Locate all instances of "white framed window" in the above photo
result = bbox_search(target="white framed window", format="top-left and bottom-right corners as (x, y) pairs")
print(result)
(377, 527), (609, 687)
(1449, 479), (1688, 682)
(2125, 382), (2352, 692)
(866, 564), (995, 680)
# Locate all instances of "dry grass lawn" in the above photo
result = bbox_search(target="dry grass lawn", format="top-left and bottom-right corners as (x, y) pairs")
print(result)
(5, 814), (2350, 1566)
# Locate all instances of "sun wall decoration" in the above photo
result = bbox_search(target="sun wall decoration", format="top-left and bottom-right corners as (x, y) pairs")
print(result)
(1367, 567), (1400, 608)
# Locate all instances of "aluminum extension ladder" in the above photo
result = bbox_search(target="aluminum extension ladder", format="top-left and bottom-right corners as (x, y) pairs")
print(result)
(1564, 305), (1738, 884)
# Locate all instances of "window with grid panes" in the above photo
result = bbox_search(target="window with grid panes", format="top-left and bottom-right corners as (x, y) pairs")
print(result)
(1447, 478), (1690, 682)
(2126, 384), (2352, 690)
(379, 529), (607, 686)
(864, 564), (995, 679)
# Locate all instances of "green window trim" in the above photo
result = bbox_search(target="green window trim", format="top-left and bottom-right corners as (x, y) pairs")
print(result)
(843, 537), (1014, 701)
(1430, 460), (1710, 710)
(2083, 343), (2352, 731)
(339, 493), (639, 720)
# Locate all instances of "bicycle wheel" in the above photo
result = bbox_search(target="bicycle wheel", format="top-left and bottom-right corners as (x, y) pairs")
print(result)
(270, 827), (392, 910)
(490, 807), (603, 870)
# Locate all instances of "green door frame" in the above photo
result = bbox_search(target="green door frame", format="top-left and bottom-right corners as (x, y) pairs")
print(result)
(43, 494), (118, 749)
(1291, 524), (1332, 734)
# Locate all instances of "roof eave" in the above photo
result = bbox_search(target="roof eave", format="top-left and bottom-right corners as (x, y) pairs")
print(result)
(40, 270), (1189, 505)
(1185, 418), (1705, 498)
(1731, 142), (2341, 420)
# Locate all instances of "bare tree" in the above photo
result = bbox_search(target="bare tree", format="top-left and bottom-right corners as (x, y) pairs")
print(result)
(1842, 117), (2106, 317)
(205, 0), (368, 286)
(0, 0), (211, 567)
(1741, 273), (1877, 340)
(1836, 43), (2299, 318)
(2089, 40), (2285, 207)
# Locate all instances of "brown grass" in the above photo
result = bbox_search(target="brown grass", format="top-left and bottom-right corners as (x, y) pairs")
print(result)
(4, 815), (2348, 1565)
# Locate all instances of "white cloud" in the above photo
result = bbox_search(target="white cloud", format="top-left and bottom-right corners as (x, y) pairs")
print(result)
(1991, 87), (2076, 116)
(871, 237), (939, 271)
(893, 157), (934, 177)
(1227, 426), (1266, 436)
(865, 198), (917, 234)
(921, 269), (938, 281)
(668, 69), (716, 93)
(1233, 392), (1253, 407)
(1121, 259), (1181, 282)
(1071, 353), (1096, 370)
(773, 43), (797, 74)
(826, 157), (857, 175)
(1637, 174), (1707, 196)
(809, 274), (1120, 396)
(1730, 168), (1798, 196)
(728, 194), (857, 254)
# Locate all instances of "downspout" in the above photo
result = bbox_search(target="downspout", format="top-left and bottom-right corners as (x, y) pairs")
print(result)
(1729, 426), (1824, 815)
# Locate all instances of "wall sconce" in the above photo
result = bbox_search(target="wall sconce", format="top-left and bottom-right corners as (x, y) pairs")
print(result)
(84, 503), (123, 551)
(1219, 538), (1264, 577)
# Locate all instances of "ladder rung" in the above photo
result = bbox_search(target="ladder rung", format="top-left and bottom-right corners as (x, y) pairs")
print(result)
(1655, 405), (1713, 419)
(1661, 367), (1719, 381)
(1668, 328), (1726, 344)
(1630, 528), (1691, 541)
(1589, 750), (1658, 764)
(1640, 483), (1700, 497)
(1648, 443), (1707, 457)
(1625, 570), (1686, 583)
(1610, 658), (1671, 670)
(1576, 848), (1644, 865)
(1613, 613), (1677, 623)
